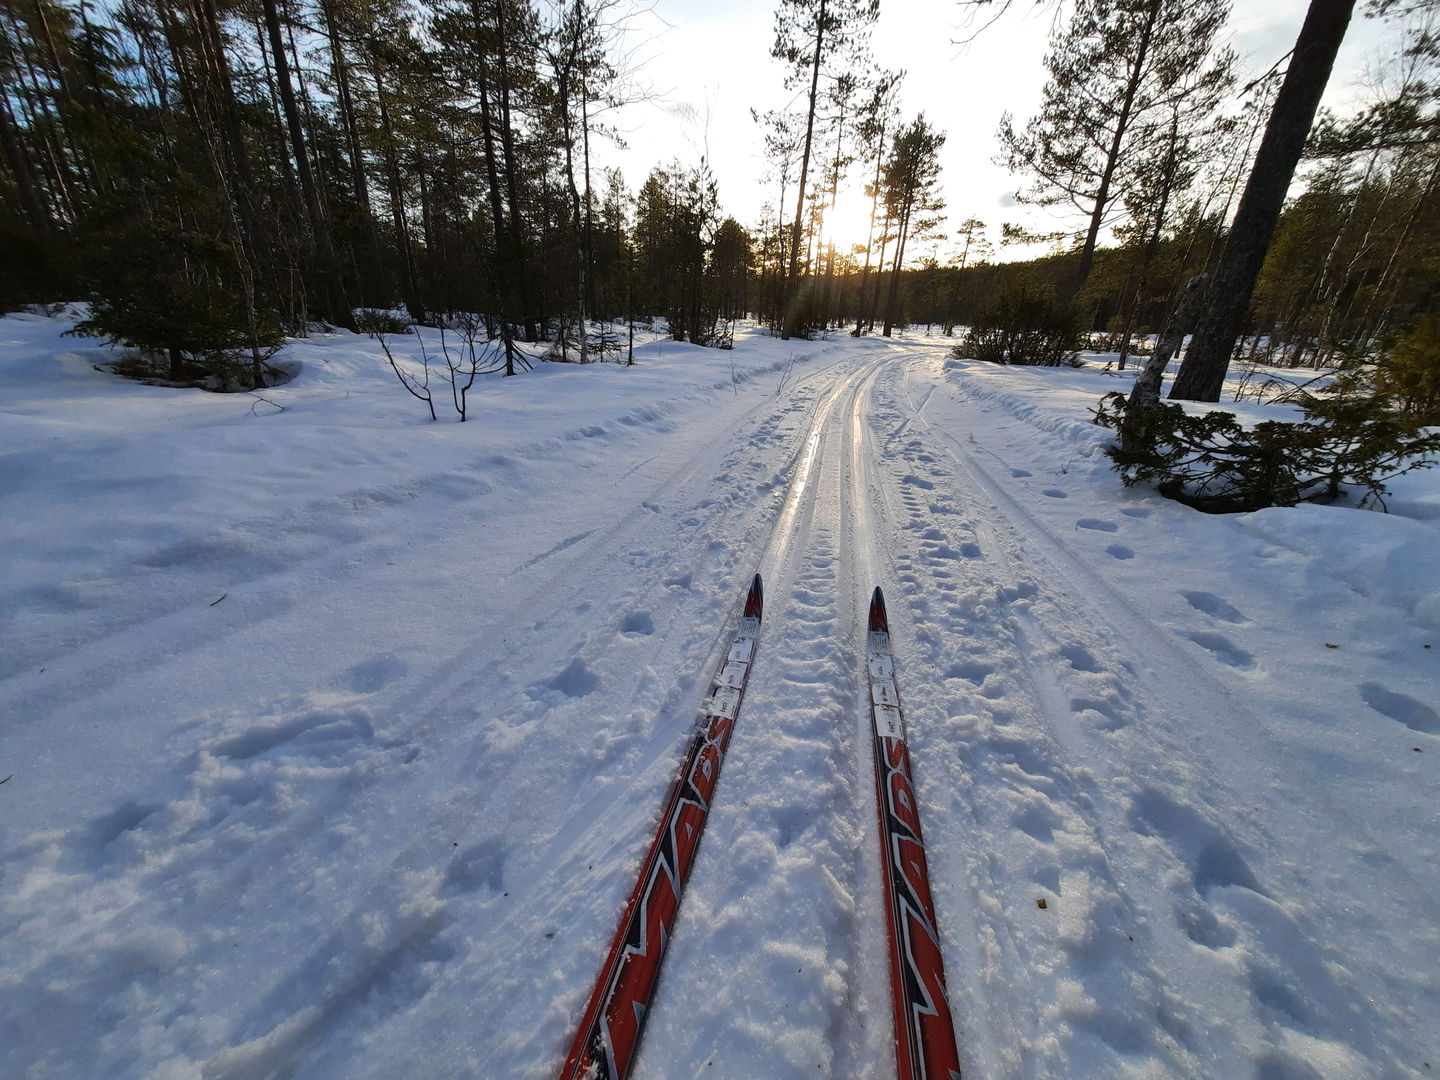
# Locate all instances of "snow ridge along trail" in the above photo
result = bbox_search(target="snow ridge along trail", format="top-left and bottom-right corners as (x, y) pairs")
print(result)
(3, 319), (1436, 1079)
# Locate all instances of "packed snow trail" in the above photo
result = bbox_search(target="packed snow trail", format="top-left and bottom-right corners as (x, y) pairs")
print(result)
(2, 316), (1436, 1079)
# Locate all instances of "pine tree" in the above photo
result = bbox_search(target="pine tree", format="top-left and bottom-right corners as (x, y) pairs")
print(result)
(997, 0), (1234, 304)
(880, 114), (945, 336)
(770, 0), (878, 338)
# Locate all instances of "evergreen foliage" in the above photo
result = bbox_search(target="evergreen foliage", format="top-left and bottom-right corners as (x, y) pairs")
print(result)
(1094, 386), (1440, 512)
(0, 0), (749, 392)
(1375, 314), (1440, 422)
(997, 0), (1235, 301)
(957, 288), (1082, 366)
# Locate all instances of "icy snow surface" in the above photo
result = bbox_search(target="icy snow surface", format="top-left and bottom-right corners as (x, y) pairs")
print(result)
(1, 313), (1437, 1079)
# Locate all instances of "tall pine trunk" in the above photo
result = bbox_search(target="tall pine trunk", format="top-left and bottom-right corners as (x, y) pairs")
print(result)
(1170, 0), (1356, 402)
(781, 0), (825, 339)
(1062, 0), (1161, 304)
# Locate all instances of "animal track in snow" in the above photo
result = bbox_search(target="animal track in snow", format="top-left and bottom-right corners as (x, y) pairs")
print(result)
(1071, 697), (1130, 731)
(1076, 518), (1119, 533)
(342, 654), (408, 694)
(997, 581), (1039, 603)
(986, 735), (1055, 783)
(542, 657), (601, 699)
(82, 800), (163, 862)
(620, 610), (655, 635)
(922, 543), (963, 562)
(1129, 788), (1267, 900)
(443, 838), (507, 897)
(1183, 632), (1256, 670)
(1059, 644), (1103, 673)
(1013, 803), (1062, 844)
(1128, 787), (1268, 953)
(1360, 683), (1440, 734)
(1193, 838), (1268, 898)
(1180, 591), (1248, 624)
(208, 709), (375, 762)
(945, 660), (994, 686)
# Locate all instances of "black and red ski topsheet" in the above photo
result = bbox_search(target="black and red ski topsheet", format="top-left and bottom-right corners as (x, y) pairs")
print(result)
(867, 586), (963, 1080)
(557, 574), (764, 1080)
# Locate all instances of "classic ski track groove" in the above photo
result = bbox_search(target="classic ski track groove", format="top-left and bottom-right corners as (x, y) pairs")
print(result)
(867, 359), (1204, 1076)
(885, 351), (1426, 1074)
(627, 350), (903, 1078)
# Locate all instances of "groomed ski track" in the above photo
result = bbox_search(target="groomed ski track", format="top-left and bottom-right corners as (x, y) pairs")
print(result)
(3, 332), (1433, 1079)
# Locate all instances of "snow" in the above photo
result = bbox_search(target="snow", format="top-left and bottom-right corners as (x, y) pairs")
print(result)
(2, 312), (1437, 1079)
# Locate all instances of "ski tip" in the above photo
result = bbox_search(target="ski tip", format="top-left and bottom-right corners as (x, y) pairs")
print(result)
(869, 586), (889, 633)
(744, 573), (764, 619)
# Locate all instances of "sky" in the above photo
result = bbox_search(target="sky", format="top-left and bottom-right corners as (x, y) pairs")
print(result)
(588, 0), (1396, 264)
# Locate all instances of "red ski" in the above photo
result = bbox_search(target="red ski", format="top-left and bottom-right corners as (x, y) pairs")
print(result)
(867, 587), (963, 1080)
(558, 573), (764, 1080)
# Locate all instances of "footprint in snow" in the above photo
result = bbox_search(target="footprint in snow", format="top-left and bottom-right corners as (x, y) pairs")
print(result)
(343, 653), (408, 694)
(1128, 786), (1269, 903)
(945, 659), (994, 686)
(1076, 518), (1119, 533)
(1360, 683), (1440, 735)
(1106, 545), (1135, 560)
(1043, 488), (1068, 499)
(1182, 631), (1256, 671)
(1013, 803), (1062, 844)
(923, 543), (962, 562)
(1059, 644), (1103, 673)
(998, 581), (1039, 603)
(901, 474), (936, 490)
(621, 610), (655, 636)
(83, 800), (163, 861)
(208, 708), (375, 761)
(18, 798), (166, 875)
(1180, 591), (1248, 624)
(542, 657), (601, 699)
(1121, 507), (1152, 519)
(1072, 697), (1130, 731)
(443, 838), (507, 897)
(1011, 469), (1033, 478)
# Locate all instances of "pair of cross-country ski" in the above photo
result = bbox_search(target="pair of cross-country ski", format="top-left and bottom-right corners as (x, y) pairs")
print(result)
(557, 574), (963, 1080)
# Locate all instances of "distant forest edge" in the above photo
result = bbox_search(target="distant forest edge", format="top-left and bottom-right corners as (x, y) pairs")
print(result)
(1, 0), (1436, 400)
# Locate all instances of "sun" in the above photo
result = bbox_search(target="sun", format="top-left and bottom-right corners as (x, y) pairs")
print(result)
(817, 187), (882, 259)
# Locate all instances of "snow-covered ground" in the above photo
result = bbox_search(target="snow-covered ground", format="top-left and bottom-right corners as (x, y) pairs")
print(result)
(2, 311), (1436, 1080)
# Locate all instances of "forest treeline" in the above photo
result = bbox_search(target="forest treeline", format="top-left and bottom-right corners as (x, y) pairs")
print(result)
(0, 0), (1436, 400)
